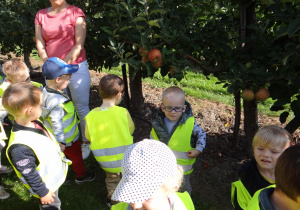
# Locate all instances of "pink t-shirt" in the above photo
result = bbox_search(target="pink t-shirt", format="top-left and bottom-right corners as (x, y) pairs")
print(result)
(35, 5), (86, 64)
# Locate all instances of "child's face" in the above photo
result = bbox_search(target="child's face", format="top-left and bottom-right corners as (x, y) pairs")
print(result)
(29, 93), (43, 121)
(56, 74), (71, 91)
(161, 96), (185, 122)
(254, 142), (290, 172)
(10, 69), (30, 84)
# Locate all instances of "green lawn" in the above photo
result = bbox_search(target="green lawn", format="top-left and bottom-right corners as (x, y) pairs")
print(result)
(104, 66), (286, 118)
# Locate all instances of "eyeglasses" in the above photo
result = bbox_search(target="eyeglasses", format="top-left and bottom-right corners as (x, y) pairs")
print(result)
(162, 105), (185, 112)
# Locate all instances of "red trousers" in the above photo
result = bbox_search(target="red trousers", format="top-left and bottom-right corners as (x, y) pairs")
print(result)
(64, 140), (87, 177)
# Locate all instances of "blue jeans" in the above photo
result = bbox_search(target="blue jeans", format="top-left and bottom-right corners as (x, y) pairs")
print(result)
(66, 60), (91, 142)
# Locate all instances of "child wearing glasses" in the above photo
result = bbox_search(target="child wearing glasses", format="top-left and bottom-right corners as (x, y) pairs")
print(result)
(150, 86), (206, 195)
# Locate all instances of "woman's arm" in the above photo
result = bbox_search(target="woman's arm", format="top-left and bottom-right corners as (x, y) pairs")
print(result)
(63, 17), (86, 64)
(35, 24), (49, 63)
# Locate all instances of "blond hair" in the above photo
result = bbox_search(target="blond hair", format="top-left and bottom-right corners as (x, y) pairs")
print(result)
(252, 125), (292, 148)
(156, 166), (184, 198)
(2, 58), (29, 83)
(2, 82), (41, 116)
(162, 86), (185, 103)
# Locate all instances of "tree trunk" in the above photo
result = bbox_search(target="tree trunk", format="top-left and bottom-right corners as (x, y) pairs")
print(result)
(285, 116), (300, 134)
(122, 65), (130, 109)
(243, 99), (258, 152)
(24, 48), (33, 71)
(232, 90), (241, 147)
(129, 65), (145, 115)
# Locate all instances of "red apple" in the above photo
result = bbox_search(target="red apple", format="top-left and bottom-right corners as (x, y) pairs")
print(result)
(169, 66), (175, 75)
(152, 59), (163, 69)
(142, 57), (148, 63)
(241, 89), (255, 101)
(148, 49), (162, 63)
(139, 46), (148, 57)
(255, 87), (270, 101)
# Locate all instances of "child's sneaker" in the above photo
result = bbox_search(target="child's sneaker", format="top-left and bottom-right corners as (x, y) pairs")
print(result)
(75, 171), (96, 184)
(0, 165), (13, 174)
(81, 143), (91, 160)
(0, 186), (10, 200)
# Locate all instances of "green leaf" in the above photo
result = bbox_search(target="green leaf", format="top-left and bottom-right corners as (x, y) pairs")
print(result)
(150, 9), (166, 15)
(120, 26), (132, 31)
(137, 0), (145, 5)
(149, 20), (160, 27)
(282, 53), (294, 66)
(274, 27), (288, 40)
(108, 37), (116, 48)
(125, 52), (133, 59)
(132, 17), (147, 22)
(227, 85), (235, 94)
(120, 2), (128, 10)
(112, 60), (120, 67)
(101, 27), (112, 35)
(287, 18), (300, 37)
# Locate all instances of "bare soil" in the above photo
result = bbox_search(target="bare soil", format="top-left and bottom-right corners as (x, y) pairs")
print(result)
(1, 55), (299, 209)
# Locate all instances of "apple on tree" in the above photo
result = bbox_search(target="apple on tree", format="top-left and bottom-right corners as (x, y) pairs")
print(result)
(255, 87), (270, 101)
(148, 49), (162, 63)
(241, 89), (255, 101)
(142, 57), (148, 63)
(152, 59), (163, 69)
(169, 66), (175, 76)
(139, 46), (148, 57)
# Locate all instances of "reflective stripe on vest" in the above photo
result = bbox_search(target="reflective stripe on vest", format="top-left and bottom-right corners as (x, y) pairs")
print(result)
(6, 128), (71, 198)
(231, 180), (252, 209)
(151, 117), (195, 175)
(111, 192), (194, 210)
(246, 185), (275, 210)
(44, 100), (80, 144)
(31, 81), (43, 91)
(86, 106), (133, 173)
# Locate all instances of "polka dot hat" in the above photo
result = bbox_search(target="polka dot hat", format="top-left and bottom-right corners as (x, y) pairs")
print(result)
(111, 139), (177, 203)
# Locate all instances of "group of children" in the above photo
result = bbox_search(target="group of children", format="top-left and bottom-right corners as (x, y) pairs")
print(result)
(0, 57), (299, 210)
(0, 57), (205, 209)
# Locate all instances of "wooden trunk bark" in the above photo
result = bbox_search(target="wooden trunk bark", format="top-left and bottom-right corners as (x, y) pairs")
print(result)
(122, 65), (130, 109)
(129, 65), (145, 115)
(232, 91), (241, 147)
(24, 48), (33, 71)
(243, 99), (258, 152)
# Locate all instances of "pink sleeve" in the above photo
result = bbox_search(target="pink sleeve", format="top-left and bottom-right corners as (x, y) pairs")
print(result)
(34, 9), (45, 25)
(71, 6), (86, 25)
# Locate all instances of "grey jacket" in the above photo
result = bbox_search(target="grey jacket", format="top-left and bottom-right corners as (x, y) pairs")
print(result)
(151, 101), (206, 152)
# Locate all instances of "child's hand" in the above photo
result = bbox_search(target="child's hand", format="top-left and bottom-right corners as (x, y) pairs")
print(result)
(40, 190), (55, 205)
(187, 150), (201, 158)
(59, 143), (66, 152)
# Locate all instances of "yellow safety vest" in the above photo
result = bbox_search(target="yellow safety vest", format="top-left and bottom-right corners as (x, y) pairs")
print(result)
(111, 192), (195, 210)
(43, 100), (80, 144)
(246, 185), (275, 210)
(231, 180), (252, 209)
(6, 126), (71, 198)
(151, 117), (195, 175)
(85, 106), (133, 173)
(0, 81), (43, 97)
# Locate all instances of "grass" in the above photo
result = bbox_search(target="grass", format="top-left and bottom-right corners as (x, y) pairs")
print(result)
(103, 66), (286, 118)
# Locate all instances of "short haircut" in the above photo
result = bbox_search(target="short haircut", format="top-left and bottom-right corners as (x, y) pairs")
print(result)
(252, 125), (292, 148)
(275, 144), (300, 201)
(99, 74), (124, 99)
(2, 82), (41, 116)
(162, 86), (185, 103)
(2, 58), (28, 81)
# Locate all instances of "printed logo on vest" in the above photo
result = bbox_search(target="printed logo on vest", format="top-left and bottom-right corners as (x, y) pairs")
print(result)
(16, 159), (30, 167)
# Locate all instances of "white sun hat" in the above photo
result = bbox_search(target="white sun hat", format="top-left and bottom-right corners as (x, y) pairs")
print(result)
(111, 139), (178, 203)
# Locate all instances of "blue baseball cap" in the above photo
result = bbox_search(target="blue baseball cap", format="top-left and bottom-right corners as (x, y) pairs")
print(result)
(42, 57), (79, 80)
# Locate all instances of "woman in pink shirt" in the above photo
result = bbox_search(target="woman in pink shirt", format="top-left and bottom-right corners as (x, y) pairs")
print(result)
(35, 0), (91, 160)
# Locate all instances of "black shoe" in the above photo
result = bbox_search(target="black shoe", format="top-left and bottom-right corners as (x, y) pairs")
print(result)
(106, 199), (112, 209)
(75, 171), (96, 184)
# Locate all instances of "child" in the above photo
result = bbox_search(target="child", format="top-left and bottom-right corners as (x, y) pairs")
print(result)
(41, 57), (95, 184)
(85, 74), (135, 207)
(111, 139), (195, 210)
(150, 86), (206, 195)
(231, 125), (291, 209)
(3, 82), (71, 209)
(246, 143), (300, 209)
(0, 58), (43, 96)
